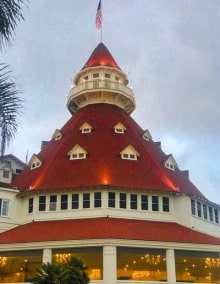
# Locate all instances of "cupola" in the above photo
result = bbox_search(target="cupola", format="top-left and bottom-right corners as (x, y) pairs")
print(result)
(67, 43), (135, 114)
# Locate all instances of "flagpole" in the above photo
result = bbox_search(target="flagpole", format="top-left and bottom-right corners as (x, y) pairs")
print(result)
(100, 0), (102, 42)
(96, 0), (102, 42)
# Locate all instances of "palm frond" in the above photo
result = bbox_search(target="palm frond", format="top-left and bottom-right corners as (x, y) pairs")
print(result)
(0, 0), (28, 48)
(0, 63), (23, 156)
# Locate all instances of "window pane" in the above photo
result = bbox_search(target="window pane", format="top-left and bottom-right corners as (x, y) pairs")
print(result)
(52, 247), (103, 280)
(117, 247), (167, 281)
(209, 206), (213, 222)
(72, 194), (79, 209)
(175, 250), (220, 283)
(2, 200), (9, 216)
(152, 196), (159, 211)
(49, 195), (57, 211)
(108, 192), (115, 208)
(94, 192), (102, 208)
(214, 208), (219, 224)
(191, 199), (196, 215)
(0, 250), (43, 283)
(83, 193), (90, 208)
(28, 198), (34, 213)
(203, 204), (208, 219)
(197, 201), (202, 217)
(39, 196), (46, 211)
(61, 194), (68, 210)
(141, 195), (148, 210)
(120, 193), (126, 209)
(130, 194), (137, 209)
(162, 197), (169, 212)
(3, 170), (9, 178)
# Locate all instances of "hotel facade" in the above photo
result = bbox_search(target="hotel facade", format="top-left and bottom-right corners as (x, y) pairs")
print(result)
(0, 43), (219, 284)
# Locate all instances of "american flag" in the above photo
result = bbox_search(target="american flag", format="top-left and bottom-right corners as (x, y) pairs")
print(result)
(96, 0), (102, 29)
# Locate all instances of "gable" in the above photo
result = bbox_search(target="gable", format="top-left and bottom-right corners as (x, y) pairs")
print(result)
(119, 145), (140, 160)
(28, 155), (42, 170)
(68, 144), (88, 160)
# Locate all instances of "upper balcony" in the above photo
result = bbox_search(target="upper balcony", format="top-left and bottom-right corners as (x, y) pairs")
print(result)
(67, 78), (136, 114)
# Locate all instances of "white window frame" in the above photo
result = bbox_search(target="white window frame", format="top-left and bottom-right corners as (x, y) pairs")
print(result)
(71, 152), (86, 160)
(115, 128), (125, 134)
(3, 170), (10, 178)
(0, 199), (9, 217)
(122, 153), (137, 160)
(165, 162), (175, 171)
(31, 161), (41, 170)
(55, 134), (62, 140)
(82, 128), (91, 133)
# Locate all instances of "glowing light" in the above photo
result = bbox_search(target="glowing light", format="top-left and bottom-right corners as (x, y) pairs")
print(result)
(89, 269), (101, 280)
(205, 257), (220, 268)
(0, 256), (7, 266)
(132, 270), (150, 280)
(55, 253), (71, 263)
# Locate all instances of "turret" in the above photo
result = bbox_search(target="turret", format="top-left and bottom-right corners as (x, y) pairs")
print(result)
(67, 43), (135, 114)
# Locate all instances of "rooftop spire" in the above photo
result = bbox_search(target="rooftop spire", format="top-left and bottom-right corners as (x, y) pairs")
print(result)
(82, 42), (121, 70)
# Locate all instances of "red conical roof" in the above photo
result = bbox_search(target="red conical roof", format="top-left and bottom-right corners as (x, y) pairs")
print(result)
(82, 42), (121, 70)
(11, 103), (205, 200)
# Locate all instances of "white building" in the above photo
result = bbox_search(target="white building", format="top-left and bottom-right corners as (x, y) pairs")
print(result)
(0, 42), (219, 284)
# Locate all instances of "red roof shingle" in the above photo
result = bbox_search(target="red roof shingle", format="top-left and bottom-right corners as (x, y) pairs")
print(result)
(11, 104), (205, 199)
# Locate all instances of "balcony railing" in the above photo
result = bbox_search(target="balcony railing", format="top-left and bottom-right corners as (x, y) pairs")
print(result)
(68, 79), (135, 101)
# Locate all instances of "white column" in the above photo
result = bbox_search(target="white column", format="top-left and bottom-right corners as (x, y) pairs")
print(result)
(43, 248), (52, 264)
(166, 249), (176, 283)
(103, 245), (117, 284)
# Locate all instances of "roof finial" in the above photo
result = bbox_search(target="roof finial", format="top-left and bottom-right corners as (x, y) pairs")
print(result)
(96, 0), (102, 42)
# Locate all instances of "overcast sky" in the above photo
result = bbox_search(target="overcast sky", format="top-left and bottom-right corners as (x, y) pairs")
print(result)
(2, 0), (220, 203)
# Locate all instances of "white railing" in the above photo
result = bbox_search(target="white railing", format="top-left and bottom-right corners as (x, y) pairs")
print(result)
(68, 79), (135, 101)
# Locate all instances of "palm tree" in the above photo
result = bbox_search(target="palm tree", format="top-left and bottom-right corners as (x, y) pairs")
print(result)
(0, 0), (27, 156)
(64, 256), (90, 284)
(30, 257), (90, 284)
(30, 262), (66, 284)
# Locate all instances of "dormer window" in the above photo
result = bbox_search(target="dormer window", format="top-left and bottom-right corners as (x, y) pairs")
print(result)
(68, 144), (87, 160)
(80, 122), (93, 134)
(114, 122), (126, 134)
(120, 145), (139, 160)
(29, 155), (42, 170)
(143, 129), (152, 141)
(164, 155), (178, 171)
(52, 129), (62, 141)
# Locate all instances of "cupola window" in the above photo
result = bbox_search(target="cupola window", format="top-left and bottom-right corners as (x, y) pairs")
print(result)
(80, 122), (93, 134)
(68, 144), (87, 160)
(115, 77), (120, 89)
(52, 129), (62, 141)
(164, 155), (178, 171)
(93, 73), (99, 78)
(114, 122), (126, 134)
(29, 155), (42, 170)
(120, 145), (139, 160)
(143, 129), (152, 141)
